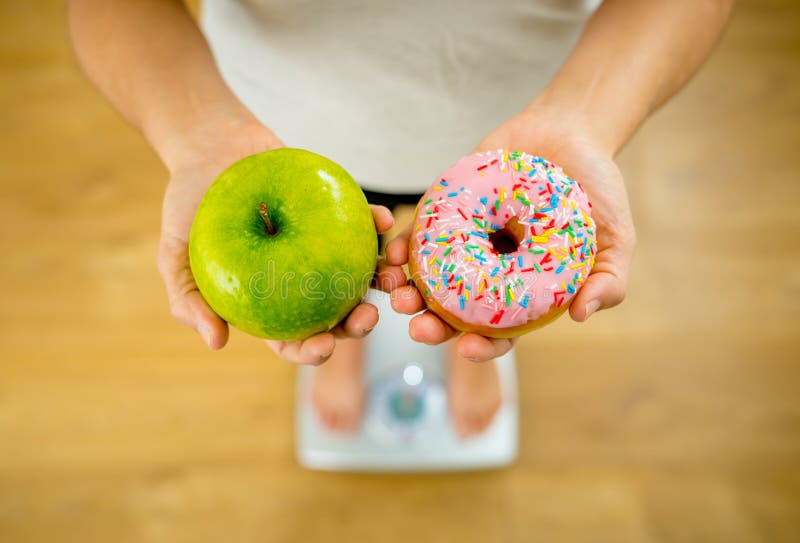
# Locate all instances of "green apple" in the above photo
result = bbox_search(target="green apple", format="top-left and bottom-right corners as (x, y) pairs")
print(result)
(189, 148), (377, 340)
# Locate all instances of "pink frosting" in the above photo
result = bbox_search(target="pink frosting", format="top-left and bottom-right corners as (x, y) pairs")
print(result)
(410, 150), (597, 331)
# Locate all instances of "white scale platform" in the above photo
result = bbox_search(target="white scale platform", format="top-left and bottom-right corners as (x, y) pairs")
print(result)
(295, 289), (518, 472)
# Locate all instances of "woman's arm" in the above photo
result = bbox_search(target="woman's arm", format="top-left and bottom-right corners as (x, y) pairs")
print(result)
(68, 0), (394, 361)
(535, 0), (735, 155)
(385, 0), (734, 362)
(67, 0), (276, 170)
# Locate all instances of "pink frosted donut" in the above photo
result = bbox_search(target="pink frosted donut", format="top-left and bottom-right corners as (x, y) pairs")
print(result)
(408, 150), (597, 338)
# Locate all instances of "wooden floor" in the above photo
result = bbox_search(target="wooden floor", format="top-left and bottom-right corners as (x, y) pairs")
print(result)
(1, 1), (799, 541)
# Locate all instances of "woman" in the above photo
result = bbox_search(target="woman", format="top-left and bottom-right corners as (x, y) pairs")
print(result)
(68, 0), (732, 436)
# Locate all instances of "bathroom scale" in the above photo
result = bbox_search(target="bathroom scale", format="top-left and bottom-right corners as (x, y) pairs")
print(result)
(295, 289), (518, 472)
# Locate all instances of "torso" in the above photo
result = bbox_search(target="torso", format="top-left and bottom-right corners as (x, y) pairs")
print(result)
(202, 0), (600, 192)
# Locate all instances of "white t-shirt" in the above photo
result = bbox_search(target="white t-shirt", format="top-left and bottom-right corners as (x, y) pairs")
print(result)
(202, 0), (599, 193)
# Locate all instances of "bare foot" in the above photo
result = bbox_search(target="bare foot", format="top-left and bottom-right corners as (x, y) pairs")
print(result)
(311, 338), (365, 433)
(447, 340), (502, 438)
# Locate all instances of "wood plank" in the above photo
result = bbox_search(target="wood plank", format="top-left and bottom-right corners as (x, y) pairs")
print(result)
(1, 1), (798, 541)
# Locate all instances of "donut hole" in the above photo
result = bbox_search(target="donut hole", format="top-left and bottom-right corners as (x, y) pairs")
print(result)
(488, 216), (524, 255)
(489, 230), (519, 254)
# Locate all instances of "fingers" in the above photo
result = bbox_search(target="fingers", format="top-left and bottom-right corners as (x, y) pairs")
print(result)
(407, 310), (514, 362)
(391, 271), (517, 358)
(385, 223), (411, 266)
(157, 236), (229, 350)
(369, 204), (394, 234)
(408, 311), (457, 344)
(457, 334), (516, 363)
(569, 271), (624, 321)
(390, 285), (426, 314)
(570, 228), (636, 322)
(174, 291), (229, 350)
(371, 208), (406, 293)
(333, 302), (379, 338)
(374, 257), (407, 293)
(266, 302), (378, 365)
(265, 332), (336, 365)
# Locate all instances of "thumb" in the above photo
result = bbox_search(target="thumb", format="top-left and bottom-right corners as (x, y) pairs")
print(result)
(569, 234), (635, 322)
(157, 235), (229, 349)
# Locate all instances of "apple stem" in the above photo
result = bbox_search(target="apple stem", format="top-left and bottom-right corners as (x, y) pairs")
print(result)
(259, 202), (276, 235)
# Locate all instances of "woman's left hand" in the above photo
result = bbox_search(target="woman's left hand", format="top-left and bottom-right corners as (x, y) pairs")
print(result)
(380, 106), (637, 362)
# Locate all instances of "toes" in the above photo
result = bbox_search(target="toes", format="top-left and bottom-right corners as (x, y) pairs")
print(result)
(465, 412), (486, 437)
(328, 410), (340, 431)
(321, 409), (335, 429)
(312, 395), (342, 432)
(311, 387), (333, 429)
(478, 399), (501, 432)
(310, 380), (363, 433)
(318, 403), (361, 433)
(451, 405), (498, 438)
(450, 404), (479, 438)
(337, 409), (359, 432)
(452, 413), (471, 438)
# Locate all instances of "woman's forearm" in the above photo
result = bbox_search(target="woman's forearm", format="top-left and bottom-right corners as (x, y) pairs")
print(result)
(531, 0), (734, 155)
(67, 0), (265, 170)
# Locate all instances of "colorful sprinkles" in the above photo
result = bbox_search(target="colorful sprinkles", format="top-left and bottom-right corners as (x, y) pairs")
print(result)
(410, 149), (597, 331)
